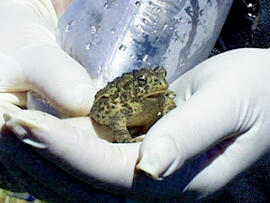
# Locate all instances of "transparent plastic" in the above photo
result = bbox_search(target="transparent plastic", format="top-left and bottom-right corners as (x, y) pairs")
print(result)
(28, 0), (233, 116)
(58, 0), (233, 88)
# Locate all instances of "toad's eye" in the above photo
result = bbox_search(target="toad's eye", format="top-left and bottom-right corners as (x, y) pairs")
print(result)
(138, 75), (147, 85)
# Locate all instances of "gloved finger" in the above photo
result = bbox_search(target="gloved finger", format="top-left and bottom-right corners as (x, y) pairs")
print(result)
(3, 110), (140, 188)
(0, 53), (27, 106)
(0, 128), (122, 202)
(0, 53), (27, 92)
(16, 44), (96, 117)
(63, 117), (93, 131)
(0, 93), (27, 107)
(63, 117), (115, 141)
(136, 48), (267, 180)
(0, 103), (22, 128)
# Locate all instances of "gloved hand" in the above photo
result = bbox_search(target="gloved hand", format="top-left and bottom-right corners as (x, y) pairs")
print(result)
(136, 48), (270, 198)
(0, 0), (117, 201)
(0, 0), (94, 117)
(5, 48), (270, 201)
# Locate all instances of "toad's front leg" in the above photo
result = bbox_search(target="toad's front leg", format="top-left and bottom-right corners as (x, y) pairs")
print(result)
(162, 91), (176, 115)
(111, 112), (133, 143)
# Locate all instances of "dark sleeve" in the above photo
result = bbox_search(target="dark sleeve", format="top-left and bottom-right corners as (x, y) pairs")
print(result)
(210, 0), (270, 57)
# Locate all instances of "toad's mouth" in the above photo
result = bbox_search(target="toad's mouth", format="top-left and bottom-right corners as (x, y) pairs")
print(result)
(143, 90), (167, 98)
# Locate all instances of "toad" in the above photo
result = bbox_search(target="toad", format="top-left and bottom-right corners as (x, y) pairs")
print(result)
(90, 66), (176, 143)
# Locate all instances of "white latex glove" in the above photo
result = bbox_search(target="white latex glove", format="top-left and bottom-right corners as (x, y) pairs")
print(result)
(136, 48), (270, 197)
(5, 48), (270, 201)
(0, 1), (140, 201)
(0, 0), (94, 117)
(0, 0), (122, 201)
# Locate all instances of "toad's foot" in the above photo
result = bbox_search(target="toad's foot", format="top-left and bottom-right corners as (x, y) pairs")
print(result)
(113, 129), (134, 143)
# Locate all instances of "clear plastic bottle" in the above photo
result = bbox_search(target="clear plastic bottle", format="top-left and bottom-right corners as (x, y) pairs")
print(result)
(29, 0), (233, 116)
(58, 0), (233, 88)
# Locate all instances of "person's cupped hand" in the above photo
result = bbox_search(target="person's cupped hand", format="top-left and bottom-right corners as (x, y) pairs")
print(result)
(0, 0), (125, 202)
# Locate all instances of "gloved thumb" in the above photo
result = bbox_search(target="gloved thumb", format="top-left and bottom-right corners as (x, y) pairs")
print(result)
(16, 44), (96, 117)
(136, 85), (237, 180)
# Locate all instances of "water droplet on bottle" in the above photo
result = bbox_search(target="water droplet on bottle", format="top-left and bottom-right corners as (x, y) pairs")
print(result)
(130, 54), (135, 59)
(142, 18), (148, 24)
(90, 25), (97, 34)
(65, 20), (75, 32)
(162, 23), (168, 31)
(149, 1), (153, 7)
(136, 24), (144, 33)
(104, 2), (109, 9)
(177, 17), (184, 24)
(156, 7), (161, 12)
(98, 65), (103, 74)
(135, 1), (141, 7)
(65, 25), (70, 32)
(119, 44), (127, 51)
(111, 28), (116, 34)
(179, 60), (184, 66)
(86, 42), (91, 50)
(142, 54), (149, 62)
(185, 6), (193, 17)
